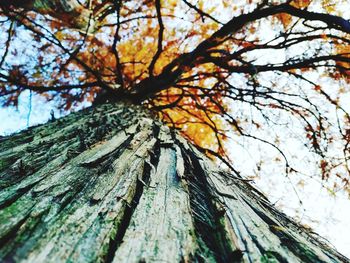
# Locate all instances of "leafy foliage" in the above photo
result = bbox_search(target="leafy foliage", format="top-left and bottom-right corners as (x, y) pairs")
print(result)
(1, 0), (350, 195)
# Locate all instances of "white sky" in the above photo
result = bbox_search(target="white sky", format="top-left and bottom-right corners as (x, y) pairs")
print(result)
(0, 91), (59, 135)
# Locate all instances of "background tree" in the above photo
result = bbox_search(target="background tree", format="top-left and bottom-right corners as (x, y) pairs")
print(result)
(0, 0), (350, 262)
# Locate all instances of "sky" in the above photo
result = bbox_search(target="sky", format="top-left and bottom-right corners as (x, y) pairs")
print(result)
(0, 91), (58, 135)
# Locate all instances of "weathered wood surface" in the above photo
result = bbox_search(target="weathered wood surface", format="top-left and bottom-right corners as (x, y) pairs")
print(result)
(0, 102), (348, 262)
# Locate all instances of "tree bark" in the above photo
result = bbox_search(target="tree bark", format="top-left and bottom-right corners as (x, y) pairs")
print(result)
(0, 102), (348, 263)
(0, 0), (103, 30)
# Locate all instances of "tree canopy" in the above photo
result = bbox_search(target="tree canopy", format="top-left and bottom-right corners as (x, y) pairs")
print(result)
(1, 0), (350, 195)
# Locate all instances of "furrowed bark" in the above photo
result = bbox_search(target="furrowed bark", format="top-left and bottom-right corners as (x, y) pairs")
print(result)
(0, 102), (348, 262)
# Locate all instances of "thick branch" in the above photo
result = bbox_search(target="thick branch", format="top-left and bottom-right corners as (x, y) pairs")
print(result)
(148, 0), (164, 77)
(130, 3), (350, 101)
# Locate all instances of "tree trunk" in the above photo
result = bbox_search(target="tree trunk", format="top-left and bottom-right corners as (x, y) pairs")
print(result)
(0, 102), (347, 263)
